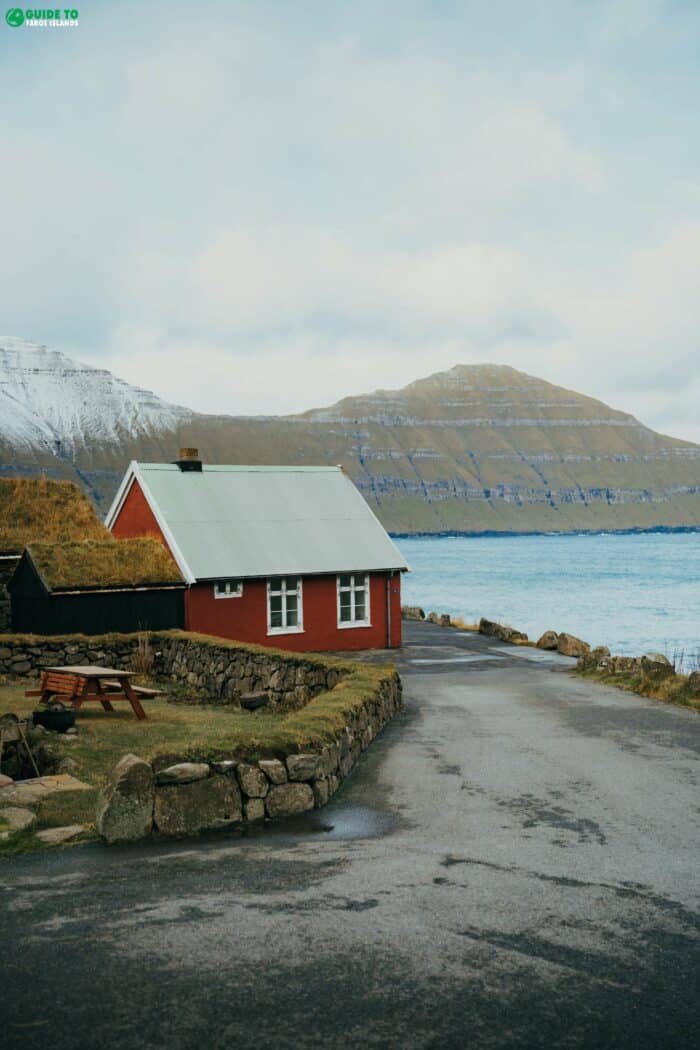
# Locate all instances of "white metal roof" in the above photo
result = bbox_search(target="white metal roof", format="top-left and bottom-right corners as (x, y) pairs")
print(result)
(106, 463), (409, 583)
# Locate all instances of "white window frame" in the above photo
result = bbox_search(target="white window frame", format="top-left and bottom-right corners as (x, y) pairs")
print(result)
(267, 576), (304, 635)
(214, 580), (243, 599)
(337, 573), (371, 629)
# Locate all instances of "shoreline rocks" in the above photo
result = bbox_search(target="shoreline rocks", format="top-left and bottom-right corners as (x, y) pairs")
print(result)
(556, 633), (590, 658)
(478, 618), (528, 644)
(640, 653), (673, 678)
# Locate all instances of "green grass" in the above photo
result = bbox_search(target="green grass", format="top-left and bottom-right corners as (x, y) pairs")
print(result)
(0, 655), (396, 854)
(577, 666), (700, 713)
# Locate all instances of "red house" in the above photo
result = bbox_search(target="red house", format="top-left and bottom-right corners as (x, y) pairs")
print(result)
(106, 450), (408, 652)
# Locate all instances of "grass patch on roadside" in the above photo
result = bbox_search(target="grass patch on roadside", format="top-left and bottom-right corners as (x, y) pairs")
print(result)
(37, 788), (99, 828)
(450, 617), (479, 632)
(577, 666), (700, 713)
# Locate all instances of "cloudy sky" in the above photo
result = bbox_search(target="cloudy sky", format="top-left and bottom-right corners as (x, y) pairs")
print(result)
(1, 1), (699, 440)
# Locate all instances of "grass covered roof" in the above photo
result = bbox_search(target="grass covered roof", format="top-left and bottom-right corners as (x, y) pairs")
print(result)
(0, 477), (108, 553)
(26, 539), (184, 592)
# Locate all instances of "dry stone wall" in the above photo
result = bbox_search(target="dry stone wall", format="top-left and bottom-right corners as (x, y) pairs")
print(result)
(0, 628), (403, 843)
(0, 630), (345, 710)
(96, 667), (403, 843)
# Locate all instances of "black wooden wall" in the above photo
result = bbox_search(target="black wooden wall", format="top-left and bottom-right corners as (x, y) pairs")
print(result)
(9, 558), (184, 635)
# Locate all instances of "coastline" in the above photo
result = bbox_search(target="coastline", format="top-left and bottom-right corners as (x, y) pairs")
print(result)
(390, 525), (700, 539)
(403, 609), (700, 714)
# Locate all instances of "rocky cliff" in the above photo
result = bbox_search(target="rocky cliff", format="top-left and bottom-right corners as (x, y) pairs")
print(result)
(1, 341), (698, 533)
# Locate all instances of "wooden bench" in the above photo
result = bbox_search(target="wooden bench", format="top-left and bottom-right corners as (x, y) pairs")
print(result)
(26, 672), (89, 704)
(102, 680), (164, 699)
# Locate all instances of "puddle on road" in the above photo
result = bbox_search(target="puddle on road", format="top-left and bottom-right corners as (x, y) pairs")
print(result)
(487, 646), (573, 665)
(411, 654), (500, 665)
(238, 802), (399, 845)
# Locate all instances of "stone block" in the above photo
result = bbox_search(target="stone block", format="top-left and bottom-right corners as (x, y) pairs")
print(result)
(258, 759), (287, 784)
(0, 806), (36, 833)
(312, 779), (330, 808)
(265, 783), (314, 819)
(156, 762), (210, 785)
(237, 762), (269, 798)
(154, 775), (242, 836)
(211, 760), (238, 775)
(316, 744), (339, 778)
(286, 753), (320, 781)
(536, 631), (559, 650)
(244, 797), (265, 822)
(36, 825), (86, 845)
(96, 754), (154, 844)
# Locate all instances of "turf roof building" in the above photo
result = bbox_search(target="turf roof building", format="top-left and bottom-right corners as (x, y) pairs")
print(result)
(106, 451), (408, 652)
(9, 539), (185, 635)
(0, 477), (117, 633)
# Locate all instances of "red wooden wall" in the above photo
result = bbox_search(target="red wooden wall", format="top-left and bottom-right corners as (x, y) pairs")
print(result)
(111, 480), (168, 546)
(186, 572), (401, 651)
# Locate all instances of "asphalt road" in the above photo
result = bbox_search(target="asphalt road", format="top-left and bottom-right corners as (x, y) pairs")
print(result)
(2, 621), (699, 1050)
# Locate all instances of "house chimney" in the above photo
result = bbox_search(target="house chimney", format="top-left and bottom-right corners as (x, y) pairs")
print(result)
(174, 447), (203, 472)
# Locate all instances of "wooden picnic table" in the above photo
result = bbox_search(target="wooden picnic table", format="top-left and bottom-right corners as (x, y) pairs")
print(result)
(34, 666), (150, 721)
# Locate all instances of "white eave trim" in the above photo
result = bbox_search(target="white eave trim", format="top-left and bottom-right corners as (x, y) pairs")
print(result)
(104, 462), (197, 586)
(104, 461), (137, 530)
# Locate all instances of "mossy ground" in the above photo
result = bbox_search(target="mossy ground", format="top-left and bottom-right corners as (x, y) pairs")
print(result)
(0, 656), (395, 855)
(0, 477), (107, 551)
(576, 666), (700, 713)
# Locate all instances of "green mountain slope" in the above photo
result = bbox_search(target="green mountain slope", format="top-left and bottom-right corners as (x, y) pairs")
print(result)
(4, 363), (700, 533)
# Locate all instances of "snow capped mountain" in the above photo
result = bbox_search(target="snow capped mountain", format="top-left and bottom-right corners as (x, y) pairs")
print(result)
(0, 337), (193, 453)
(1, 336), (699, 531)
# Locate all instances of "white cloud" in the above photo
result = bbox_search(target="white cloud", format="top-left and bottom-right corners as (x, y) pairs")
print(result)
(0, 0), (698, 443)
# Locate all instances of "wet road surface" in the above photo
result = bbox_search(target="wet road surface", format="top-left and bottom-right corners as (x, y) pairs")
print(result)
(2, 621), (699, 1049)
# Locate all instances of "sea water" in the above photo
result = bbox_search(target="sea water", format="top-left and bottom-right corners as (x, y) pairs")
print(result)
(396, 532), (700, 663)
